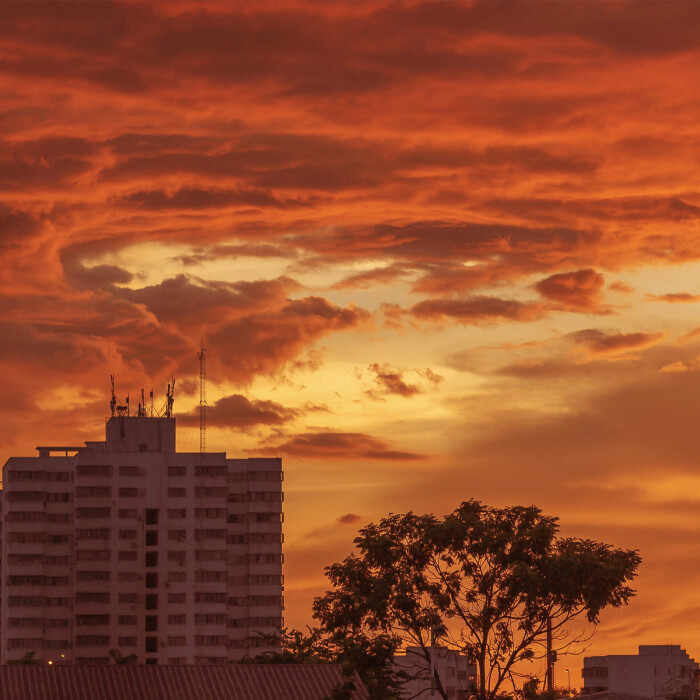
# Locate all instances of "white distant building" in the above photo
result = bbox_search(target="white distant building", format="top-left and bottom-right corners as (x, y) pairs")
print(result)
(582, 645), (699, 698)
(0, 400), (283, 665)
(393, 645), (476, 700)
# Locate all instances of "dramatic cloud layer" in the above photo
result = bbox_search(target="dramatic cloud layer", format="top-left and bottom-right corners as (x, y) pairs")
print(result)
(3, 0), (700, 674)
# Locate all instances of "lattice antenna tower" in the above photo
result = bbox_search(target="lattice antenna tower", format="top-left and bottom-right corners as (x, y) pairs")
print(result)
(198, 340), (207, 454)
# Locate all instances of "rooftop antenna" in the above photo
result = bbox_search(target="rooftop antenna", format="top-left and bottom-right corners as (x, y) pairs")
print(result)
(198, 340), (207, 454)
(165, 379), (175, 418)
(110, 375), (117, 417)
(150, 389), (154, 417)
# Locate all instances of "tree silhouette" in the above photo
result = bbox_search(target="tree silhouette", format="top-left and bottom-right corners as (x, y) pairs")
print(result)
(314, 500), (641, 700)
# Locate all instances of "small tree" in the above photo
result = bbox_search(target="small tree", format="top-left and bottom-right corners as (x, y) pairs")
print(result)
(7, 651), (39, 666)
(314, 500), (641, 700)
(109, 648), (137, 665)
(243, 627), (403, 698)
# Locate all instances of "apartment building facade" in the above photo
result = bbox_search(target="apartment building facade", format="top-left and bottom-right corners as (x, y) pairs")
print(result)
(393, 646), (477, 700)
(582, 645), (700, 698)
(0, 414), (283, 665)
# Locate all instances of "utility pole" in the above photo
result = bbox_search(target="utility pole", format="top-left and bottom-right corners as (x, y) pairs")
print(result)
(198, 341), (206, 454)
(546, 617), (556, 692)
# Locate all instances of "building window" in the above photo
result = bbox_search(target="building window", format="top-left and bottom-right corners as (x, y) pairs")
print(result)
(118, 637), (137, 647)
(168, 530), (186, 541)
(168, 614), (186, 625)
(195, 614), (226, 625)
(118, 593), (138, 604)
(168, 593), (186, 604)
(46, 514), (72, 524)
(7, 491), (45, 501)
(146, 552), (158, 567)
(168, 509), (186, 519)
(77, 550), (110, 561)
(76, 528), (110, 540)
(76, 507), (111, 519)
(195, 592), (227, 604)
(8, 638), (43, 649)
(168, 488), (186, 498)
(76, 592), (110, 604)
(195, 550), (227, 561)
(77, 465), (111, 477)
(194, 508), (226, 519)
(248, 491), (283, 502)
(46, 492), (71, 503)
(119, 615), (137, 625)
(194, 571), (227, 583)
(119, 466), (140, 477)
(8, 531), (45, 544)
(47, 534), (70, 544)
(8, 618), (43, 627)
(46, 597), (70, 607)
(145, 637), (158, 653)
(76, 635), (110, 647)
(194, 635), (227, 646)
(146, 573), (158, 589)
(146, 616), (158, 632)
(118, 572), (140, 583)
(76, 571), (110, 582)
(248, 470), (283, 481)
(195, 487), (227, 498)
(168, 466), (186, 476)
(119, 488), (138, 498)
(44, 640), (71, 649)
(168, 551), (186, 565)
(118, 551), (137, 561)
(76, 614), (110, 625)
(8, 596), (44, 607)
(195, 465), (227, 477)
(145, 594), (158, 610)
(76, 486), (111, 498)
(167, 636), (186, 647)
(146, 509), (159, 525)
(118, 509), (137, 519)
(168, 572), (186, 583)
(119, 530), (137, 540)
(194, 529), (226, 541)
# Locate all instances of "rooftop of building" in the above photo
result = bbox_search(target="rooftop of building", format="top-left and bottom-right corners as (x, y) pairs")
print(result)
(0, 664), (369, 700)
(574, 692), (659, 700)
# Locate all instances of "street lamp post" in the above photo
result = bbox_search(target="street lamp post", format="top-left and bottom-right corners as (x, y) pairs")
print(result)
(566, 669), (571, 693)
(430, 623), (447, 697)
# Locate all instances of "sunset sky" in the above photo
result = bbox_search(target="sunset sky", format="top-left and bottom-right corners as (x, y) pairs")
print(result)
(3, 0), (700, 681)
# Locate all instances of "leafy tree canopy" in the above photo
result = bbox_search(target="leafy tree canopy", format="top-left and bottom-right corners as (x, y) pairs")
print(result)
(313, 500), (641, 700)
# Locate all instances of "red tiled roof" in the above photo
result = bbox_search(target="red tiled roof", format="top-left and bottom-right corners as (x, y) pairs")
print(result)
(0, 664), (370, 700)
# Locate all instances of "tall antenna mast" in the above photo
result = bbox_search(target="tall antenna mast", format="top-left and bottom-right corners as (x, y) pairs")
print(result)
(198, 340), (207, 454)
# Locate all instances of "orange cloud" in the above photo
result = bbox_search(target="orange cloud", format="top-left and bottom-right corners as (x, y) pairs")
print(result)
(646, 292), (700, 303)
(535, 269), (606, 312)
(259, 431), (425, 461)
(568, 329), (664, 355)
(179, 393), (298, 429)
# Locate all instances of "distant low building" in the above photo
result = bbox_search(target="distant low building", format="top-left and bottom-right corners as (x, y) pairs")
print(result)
(393, 645), (476, 700)
(582, 645), (699, 698)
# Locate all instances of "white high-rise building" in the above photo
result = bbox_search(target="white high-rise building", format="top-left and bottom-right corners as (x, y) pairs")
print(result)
(0, 409), (283, 665)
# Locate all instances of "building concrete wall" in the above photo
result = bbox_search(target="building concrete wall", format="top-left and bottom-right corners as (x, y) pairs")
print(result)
(582, 645), (699, 698)
(393, 646), (476, 700)
(0, 416), (283, 665)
